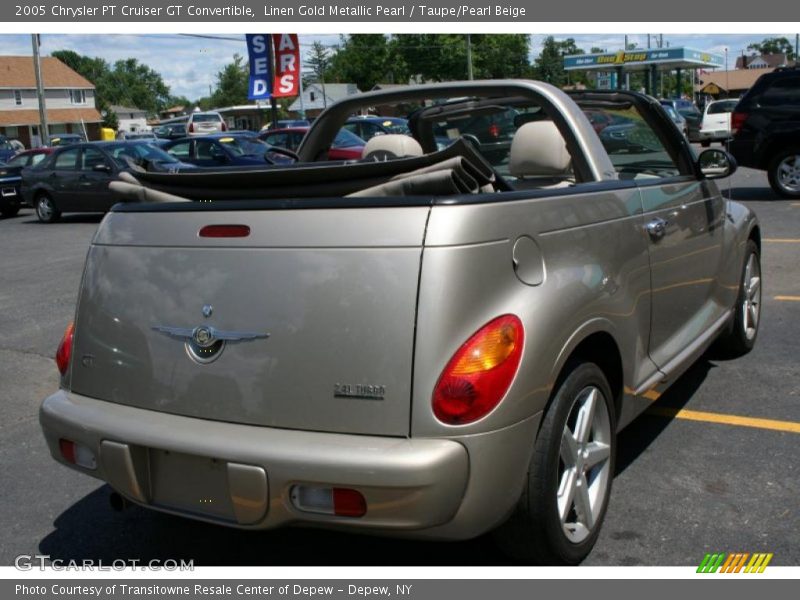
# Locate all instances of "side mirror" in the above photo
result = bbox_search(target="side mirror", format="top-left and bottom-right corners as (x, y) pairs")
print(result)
(92, 163), (112, 173)
(698, 148), (737, 180)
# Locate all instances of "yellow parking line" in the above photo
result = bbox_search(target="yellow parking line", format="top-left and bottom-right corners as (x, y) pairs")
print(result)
(791, 202), (800, 207)
(764, 238), (800, 243)
(775, 295), (800, 301)
(647, 407), (800, 434)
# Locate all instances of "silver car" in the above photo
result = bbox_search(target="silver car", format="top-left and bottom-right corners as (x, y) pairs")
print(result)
(40, 81), (760, 564)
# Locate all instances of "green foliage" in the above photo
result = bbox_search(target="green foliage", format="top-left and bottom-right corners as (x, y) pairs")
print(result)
(209, 54), (249, 108)
(747, 37), (796, 61)
(51, 49), (172, 118)
(106, 58), (171, 114)
(532, 36), (582, 87)
(327, 35), (392, 91)
(305, 40), (332, 87)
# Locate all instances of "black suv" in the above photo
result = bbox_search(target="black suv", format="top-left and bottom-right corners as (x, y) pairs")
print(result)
(729, 66), (800, 198)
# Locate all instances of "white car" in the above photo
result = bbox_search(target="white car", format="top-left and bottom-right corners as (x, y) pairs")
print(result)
(699, 99), (738, 146)
(187, 111), (228, 136)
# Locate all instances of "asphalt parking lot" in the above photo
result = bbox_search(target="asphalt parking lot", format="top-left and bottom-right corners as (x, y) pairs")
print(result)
(0, 162), (797, 567)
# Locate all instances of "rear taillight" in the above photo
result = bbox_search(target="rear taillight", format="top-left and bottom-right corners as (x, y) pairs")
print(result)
(731, 111), (748, 135)
(221, 121), (228, 131)
(290, 485), (367, 517)
(59, 439), (96, 469)
(432, 315), (524, 425)
(188, 122), (194, 133)
(488, 123), (500, 138)
(55, 321), (74, 376)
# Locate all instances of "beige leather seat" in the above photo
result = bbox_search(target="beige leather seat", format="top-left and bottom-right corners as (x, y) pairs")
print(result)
(509, 121), (574, 188)
(362, 134), (424, 161)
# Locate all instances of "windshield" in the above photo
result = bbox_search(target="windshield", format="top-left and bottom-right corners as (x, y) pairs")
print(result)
(333, 128), (366, 148)
(105, 142), (180, 166)
(707, 100), (738, 115)
(217, 136), (269, 156)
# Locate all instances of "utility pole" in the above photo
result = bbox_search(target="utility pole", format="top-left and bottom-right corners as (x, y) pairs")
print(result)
(31, 34), (49, 147)
(466, 34), (474, 80)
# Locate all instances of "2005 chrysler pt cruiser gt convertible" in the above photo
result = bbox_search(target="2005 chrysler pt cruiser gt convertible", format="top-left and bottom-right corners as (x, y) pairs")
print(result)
(40, 81), (761, 564)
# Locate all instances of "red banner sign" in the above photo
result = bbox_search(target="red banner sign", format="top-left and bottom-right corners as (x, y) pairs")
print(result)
(271, 33), (300, 98)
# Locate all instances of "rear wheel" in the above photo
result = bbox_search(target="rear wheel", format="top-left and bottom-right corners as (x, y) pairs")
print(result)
(767, 147), (800, 198)
(35, 193), (60, 223)
(494, 362), (616, 564)
(714, 240), (761, 357)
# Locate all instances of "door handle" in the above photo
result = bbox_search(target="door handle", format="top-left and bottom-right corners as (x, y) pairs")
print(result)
(646, 218), (668, 240)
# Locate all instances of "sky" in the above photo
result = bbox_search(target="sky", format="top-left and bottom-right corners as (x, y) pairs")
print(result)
(0, 33), (795, 100)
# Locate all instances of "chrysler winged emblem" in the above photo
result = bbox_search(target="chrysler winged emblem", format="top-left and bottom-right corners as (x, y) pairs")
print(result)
(152, 306), (269, 363)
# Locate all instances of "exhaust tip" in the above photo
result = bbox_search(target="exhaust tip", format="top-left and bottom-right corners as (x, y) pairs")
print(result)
(109, 491), (129, 512)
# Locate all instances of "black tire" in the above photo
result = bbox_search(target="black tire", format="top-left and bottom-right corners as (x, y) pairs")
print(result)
(493, 362), (616, 565)
(714, 240), (761, 357)
(701, 140), (711, 148)
(767, 147), (800, 199)
(1, 205), (20, 218)
(35, 193), (60, 223)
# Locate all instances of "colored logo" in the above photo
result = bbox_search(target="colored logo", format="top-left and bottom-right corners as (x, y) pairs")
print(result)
(697, 552), (773, 573)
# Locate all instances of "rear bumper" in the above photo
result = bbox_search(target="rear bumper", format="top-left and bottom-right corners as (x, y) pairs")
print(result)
(40, 390), (538, 538)
(698, 129), (731, 142)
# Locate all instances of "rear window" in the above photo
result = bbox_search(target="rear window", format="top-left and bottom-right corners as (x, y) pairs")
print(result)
(191, 113), (223, 123)
(760, 76), (800, 107)
(707, 100), (738, 115)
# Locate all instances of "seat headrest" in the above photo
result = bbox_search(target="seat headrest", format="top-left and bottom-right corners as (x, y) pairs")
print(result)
(509, 121), (571, 178)
(362, 134), (423, 160)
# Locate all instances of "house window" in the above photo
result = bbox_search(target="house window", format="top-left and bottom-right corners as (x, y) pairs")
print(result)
(14, 90), (22, 106)
(69, 89), (86, 105)
(310, 91), (316, 102)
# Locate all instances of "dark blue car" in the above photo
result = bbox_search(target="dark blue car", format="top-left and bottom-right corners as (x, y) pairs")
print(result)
(164, 133), (293, 167)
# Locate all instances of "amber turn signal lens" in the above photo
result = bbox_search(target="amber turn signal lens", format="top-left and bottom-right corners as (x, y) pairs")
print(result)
(432, 315), (524, 425)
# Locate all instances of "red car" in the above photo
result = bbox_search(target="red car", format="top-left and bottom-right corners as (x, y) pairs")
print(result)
(259, 127), (365, 161)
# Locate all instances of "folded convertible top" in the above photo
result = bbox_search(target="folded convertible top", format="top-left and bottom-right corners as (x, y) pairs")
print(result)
(117, 138), (501, 201)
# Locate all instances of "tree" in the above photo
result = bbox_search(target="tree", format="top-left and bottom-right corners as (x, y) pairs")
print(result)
(747, 37), (795, 61)
(106, 58), (171, 115)
(532, 36), (582, 87)
(209, 54), (249, 108)
(471, 35), (530, 79)
(328, 35), (393, 91)
(305, 41), (332, 87)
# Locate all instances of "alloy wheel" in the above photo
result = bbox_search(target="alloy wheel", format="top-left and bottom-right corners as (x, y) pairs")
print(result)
(557, 385), (612, 543)
(776, 154), (800, 194)
(742, 252), (761, 341)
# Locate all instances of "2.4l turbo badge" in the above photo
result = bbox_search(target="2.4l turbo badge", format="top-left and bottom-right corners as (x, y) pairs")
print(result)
(334, 383), (386, 400)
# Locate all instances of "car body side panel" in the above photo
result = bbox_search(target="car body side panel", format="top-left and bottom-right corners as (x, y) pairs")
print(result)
(640, 179), (728, 371)
(412, 187), (656, 439)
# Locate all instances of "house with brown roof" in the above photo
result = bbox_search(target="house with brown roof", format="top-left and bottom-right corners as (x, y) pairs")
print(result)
(735, 53), (791, 70)
(695, 67), (775, 99)
(0, 55), (102, 148)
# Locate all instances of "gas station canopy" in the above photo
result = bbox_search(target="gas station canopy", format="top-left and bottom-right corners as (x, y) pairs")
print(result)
(563, 47), (724, 94)
(564, 47), (724, 72)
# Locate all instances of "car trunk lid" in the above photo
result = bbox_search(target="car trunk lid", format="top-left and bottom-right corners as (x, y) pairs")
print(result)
(69, 206), (429, 437)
